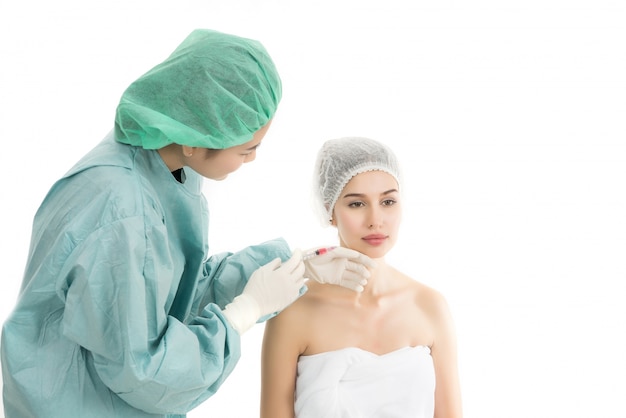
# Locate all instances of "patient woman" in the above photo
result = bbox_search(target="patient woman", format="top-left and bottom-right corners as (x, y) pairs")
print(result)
(260, 137), (462, 418)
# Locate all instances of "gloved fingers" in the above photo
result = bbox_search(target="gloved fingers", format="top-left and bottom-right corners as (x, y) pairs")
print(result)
(287, 258), (306, 293)
(284, 265), (306, 306)
(344, 260), (372, 279)
(291, 248), (303, 260)
(262, 257), (282, 271)
(338, 279), (365, 293)
(350, 253), (377, 269)
(293, 261), (306, 284)
(340, 269), (369, 286)
(324, 247), (376, 268)
(281, 248), (303, 274)
(325, 246), (358, 258)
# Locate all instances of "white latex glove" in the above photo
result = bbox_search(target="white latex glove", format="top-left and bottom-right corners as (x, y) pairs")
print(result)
(303, 246), (375, 292)
(223, 249), (305, 334)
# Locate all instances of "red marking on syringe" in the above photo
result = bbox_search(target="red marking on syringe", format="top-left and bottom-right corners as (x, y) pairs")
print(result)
(303, 246), (337, 260)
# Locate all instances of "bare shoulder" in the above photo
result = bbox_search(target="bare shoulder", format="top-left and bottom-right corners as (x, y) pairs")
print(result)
(275, 280), (328, 318)
(265, 281), (327, 339)
(395, 268), (452, 320)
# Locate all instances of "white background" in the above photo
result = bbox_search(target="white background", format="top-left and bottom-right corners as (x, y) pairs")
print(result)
(1, 0), (625, 417)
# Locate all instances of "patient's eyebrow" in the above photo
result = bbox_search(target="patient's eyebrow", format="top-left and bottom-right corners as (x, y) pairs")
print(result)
(342, 189), (398, 199)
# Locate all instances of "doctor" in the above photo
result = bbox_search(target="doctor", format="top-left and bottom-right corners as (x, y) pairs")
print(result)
(1, 29), (372, 417)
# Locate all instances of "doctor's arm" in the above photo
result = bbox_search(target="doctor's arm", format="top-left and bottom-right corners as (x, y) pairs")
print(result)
(195, 238), (305, 334)
(192, 237), (293, 313)
(60, 220), (252, 414)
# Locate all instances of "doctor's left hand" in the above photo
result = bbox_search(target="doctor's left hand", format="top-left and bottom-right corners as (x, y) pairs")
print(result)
(303, 246), (375, 292)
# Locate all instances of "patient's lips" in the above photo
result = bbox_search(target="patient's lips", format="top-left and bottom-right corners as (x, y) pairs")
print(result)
(362, 234), (387, 246)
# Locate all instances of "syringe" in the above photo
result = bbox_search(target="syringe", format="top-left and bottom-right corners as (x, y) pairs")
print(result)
(302, 246), (337, 261)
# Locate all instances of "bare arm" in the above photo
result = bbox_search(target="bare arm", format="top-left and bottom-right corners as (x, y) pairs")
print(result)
(260, 304), (305, 418)
(429, 291), (463, 418)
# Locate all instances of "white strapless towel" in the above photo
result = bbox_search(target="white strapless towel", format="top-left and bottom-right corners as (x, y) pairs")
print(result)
(295, 346), (435, 418)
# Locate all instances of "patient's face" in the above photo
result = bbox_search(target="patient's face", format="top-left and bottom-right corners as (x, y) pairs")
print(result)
(332, 170), (402, 259)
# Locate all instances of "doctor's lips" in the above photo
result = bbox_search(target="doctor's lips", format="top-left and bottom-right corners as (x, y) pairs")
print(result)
(362, 234), (388, 246)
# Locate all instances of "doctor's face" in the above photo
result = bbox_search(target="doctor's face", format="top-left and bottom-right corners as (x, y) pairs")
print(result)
(331, 170), (402, 260)
(188, 121), (272, 180)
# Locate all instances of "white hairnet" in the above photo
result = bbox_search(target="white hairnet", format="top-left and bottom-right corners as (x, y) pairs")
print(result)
(312, 137), (402, 226)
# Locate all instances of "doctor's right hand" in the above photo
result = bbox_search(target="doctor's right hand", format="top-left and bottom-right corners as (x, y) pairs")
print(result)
(223, 249), (305, 334)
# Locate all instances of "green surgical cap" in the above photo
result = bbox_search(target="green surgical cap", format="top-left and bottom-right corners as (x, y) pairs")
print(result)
(114, 29), (282, 149)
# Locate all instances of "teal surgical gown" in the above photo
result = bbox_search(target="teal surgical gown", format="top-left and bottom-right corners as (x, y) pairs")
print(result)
(1, 132), (291, 417)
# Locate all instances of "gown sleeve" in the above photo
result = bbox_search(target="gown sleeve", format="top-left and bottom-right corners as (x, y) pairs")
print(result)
(191, 237), (292, 315)
(59, 216), (289, 414)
